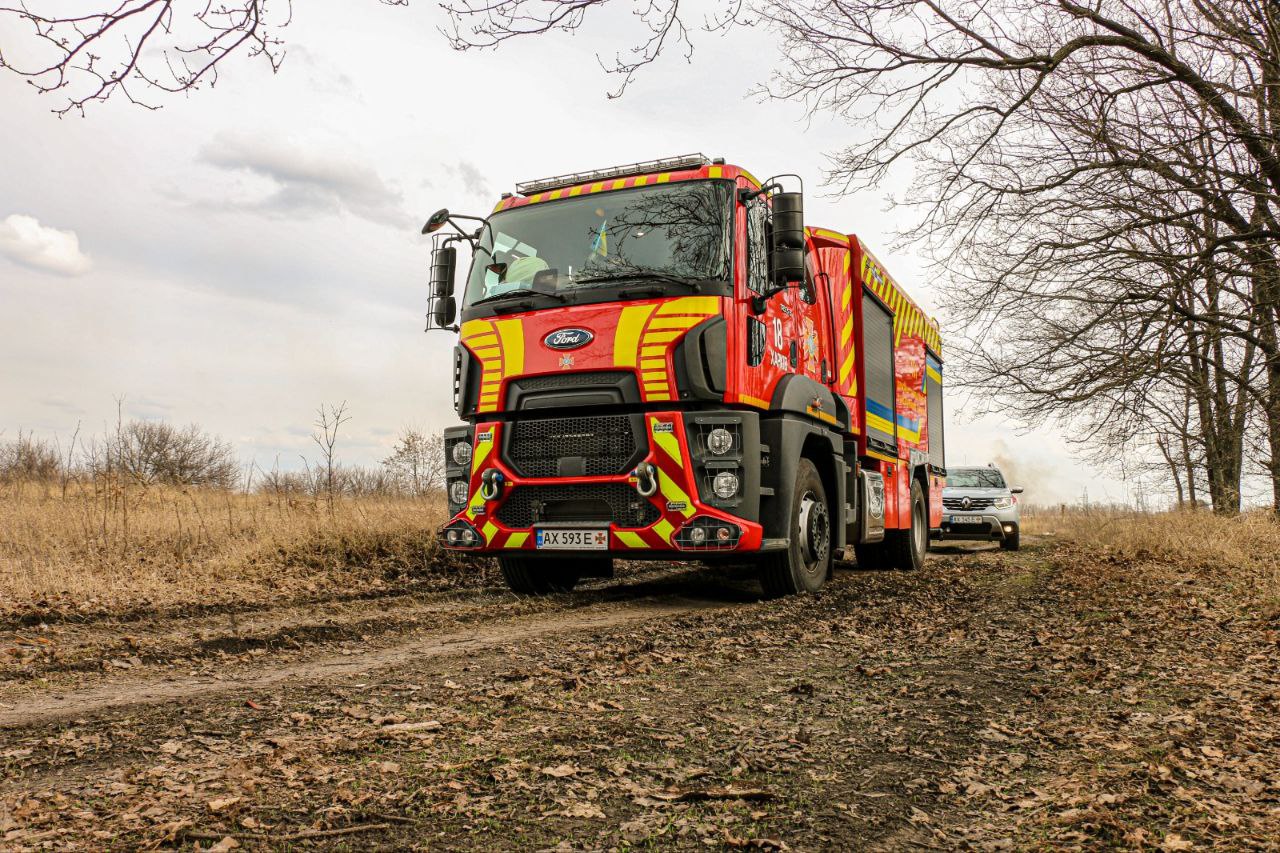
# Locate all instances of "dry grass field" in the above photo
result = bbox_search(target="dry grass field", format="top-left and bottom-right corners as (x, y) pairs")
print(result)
(1023, 506), (1280, 615)
(3, 488), (1278, 850)
(0, 481), (457, 622)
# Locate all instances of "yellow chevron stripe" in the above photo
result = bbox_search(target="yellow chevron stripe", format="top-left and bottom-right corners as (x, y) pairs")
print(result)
(654, 518), (674, 542)
(840, 316), (852, 348)
(505, 532), (529, 549)
(494, 318), (524, 375)
(658, 296), (719, 315)
(616, 531), (648, 549)
(650, 419), (684, 468)
(840, 350), (855, 384)
(640, 345), (667, 359)
(614, 304), (656, 367)
(647, 315), (706, 330)
(482, 521), (498, 542)
(642, 371), (667, 383)
(641, 358), (666, 371)
(640, 330), (686, 344)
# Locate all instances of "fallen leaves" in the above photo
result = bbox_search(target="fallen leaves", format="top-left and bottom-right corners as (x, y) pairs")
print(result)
(205, 796), (241, 814)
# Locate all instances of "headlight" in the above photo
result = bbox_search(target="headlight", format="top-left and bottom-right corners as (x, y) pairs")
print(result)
(993, 496), (1013, 509)
(706, 427), (733, 455)
(451, 441), (473, 466)
(449, 480), (470, 506)
(712, 471), (740, 499)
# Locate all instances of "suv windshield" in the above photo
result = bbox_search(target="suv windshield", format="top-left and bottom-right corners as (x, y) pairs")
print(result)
(462, 180), (732, 312)
(947, 468), (1007, 489)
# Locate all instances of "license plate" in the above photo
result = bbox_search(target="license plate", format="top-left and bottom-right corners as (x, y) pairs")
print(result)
(951, 515), (983, 524)
(536, 529), (609, 550)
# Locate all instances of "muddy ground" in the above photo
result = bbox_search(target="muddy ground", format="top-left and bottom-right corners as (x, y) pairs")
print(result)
(2, 539), (1277, 850)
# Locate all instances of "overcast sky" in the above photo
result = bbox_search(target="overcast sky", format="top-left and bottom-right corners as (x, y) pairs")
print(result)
(0, 2), (1137, 505)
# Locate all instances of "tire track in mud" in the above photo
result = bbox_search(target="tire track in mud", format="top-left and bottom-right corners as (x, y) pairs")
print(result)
(0, 591), (735, 730)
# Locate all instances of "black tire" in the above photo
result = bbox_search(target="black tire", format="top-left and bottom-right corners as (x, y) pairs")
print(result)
(1000, 527), (1021, 551)
(885, 479), (927, 571)
(498, 556), (581, 595)
(759, 458), (832, 598)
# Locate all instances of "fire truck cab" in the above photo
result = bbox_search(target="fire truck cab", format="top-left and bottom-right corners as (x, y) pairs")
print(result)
(426, 155), (945, 597)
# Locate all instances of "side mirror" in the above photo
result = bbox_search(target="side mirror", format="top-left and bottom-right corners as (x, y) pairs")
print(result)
(771, 192), (804, 250)
(772, 247), (805, 288)
(431, 245), (457, 299)
(770, 191), (805, 288)
(433, 296), (457, 328)
(428, 244), (457, 329)
(1012, 487), (1024, 494)
(423, 208), (451, 234)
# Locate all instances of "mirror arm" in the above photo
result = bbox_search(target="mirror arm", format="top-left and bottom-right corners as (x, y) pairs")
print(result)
(739, 182), (781, 204)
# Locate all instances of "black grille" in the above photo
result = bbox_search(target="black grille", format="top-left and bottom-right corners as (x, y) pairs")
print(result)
(505, 415), (644, 478)
(944, 497), (995, 510)
(495, 483), (661, 529)
(514, 371), (629, 391)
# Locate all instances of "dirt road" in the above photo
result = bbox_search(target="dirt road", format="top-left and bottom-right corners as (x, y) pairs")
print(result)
(2, 541), (1277, 850)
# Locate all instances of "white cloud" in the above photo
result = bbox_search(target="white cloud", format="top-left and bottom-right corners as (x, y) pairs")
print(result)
(0, 214), (92, 276)
(197, 132), (406, 227)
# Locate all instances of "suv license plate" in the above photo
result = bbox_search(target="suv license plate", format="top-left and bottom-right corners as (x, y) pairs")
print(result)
(536, 529), (609, 550)
(951, 515), (983, 524)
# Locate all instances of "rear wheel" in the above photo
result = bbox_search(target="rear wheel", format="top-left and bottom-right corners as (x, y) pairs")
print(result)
(885, 479), (927, 571)
(759, 458), (832, 598)
(498, 556), (582, 595)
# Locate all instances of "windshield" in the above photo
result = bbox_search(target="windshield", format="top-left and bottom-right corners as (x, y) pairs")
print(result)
(463, 180), (732, 311)
(946, 468), (1007, 489)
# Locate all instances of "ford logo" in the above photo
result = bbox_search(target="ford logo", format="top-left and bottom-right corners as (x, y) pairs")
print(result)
(543, 328), (593, 350)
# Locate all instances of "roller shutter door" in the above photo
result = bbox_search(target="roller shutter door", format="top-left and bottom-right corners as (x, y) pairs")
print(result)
(925, 352), (944, 468)
(862, 291), (896, 449)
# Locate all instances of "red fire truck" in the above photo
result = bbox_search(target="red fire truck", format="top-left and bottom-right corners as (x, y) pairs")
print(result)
(425, 155), (945, 596)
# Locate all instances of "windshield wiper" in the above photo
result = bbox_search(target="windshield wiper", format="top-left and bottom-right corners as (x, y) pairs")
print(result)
(471, 288), (567, 307)
(575, 272), (706, 292)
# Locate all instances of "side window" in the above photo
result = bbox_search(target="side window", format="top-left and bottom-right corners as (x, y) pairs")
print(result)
(746, 198), (770, 294)
(800, 266), (817, 304)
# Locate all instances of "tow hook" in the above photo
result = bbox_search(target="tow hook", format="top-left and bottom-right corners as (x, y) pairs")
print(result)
(632, 462), (659, 498)
(479, 469), (504, 501)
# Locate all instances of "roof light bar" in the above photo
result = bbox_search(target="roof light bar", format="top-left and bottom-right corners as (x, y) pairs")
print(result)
(515, 153), (712, 196)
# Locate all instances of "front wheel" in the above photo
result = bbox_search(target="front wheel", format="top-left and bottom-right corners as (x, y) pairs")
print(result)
(498, 556), (581, 595)
(885, 479), (927, 571)
(759, 458), (832, 598)
(1000, 527), (1021, 551)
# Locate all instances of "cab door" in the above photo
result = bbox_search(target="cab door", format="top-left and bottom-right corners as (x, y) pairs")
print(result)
(789, 246), (834, 388)
(738, 194), (792, 406)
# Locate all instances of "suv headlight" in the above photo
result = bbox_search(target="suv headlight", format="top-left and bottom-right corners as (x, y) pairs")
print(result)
(993, 496), (1013, 509)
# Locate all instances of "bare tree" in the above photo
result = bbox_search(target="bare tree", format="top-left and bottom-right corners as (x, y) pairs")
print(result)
(311, 401), (350, 508)
(381, 428), (446, 496)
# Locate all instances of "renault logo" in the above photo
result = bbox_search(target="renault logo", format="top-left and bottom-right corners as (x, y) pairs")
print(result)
(544, 328), (593, 350)
(961, 496), (972, 510)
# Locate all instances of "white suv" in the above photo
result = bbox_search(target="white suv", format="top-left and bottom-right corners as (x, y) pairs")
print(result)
(935, 465), (1023, 550)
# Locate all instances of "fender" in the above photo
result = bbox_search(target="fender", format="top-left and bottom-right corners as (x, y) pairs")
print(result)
(769, 374), (849, 431)
(759, 414), (847, 548)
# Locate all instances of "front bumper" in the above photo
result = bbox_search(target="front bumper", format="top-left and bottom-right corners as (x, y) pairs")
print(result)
(440, 411), (764, 556)
(934, 513), (1019, 541)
